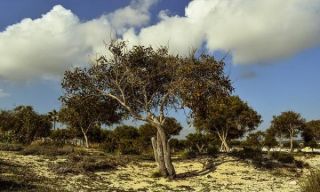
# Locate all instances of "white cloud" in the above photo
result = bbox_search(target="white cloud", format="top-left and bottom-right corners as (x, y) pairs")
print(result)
(124, 0), (320, 64)
(1, 0), (320, 82)
(0, 0), (157, 81)
(0, 89), (9, 98)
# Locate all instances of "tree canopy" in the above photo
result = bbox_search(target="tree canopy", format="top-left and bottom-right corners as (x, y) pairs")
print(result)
(194, 96), (261, 152)
(61, 41), (233, 177)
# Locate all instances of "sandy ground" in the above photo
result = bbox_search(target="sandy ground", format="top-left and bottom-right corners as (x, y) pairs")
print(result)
(0, 151), (318, 192)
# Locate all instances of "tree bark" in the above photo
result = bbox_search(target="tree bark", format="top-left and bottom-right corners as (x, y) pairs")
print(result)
(151, 137), (159, 164)
(151, 125), (176, 178)
(81, 128), (89, 148)
(290, 133), (294, 153)
(218, 132), (230, 152)
(156, 132), (168, 176)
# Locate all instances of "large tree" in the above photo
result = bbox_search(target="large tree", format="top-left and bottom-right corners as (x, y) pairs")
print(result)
(194, 96), (262, 152)
(59, 95), (123, 148)
(270, 111), (305, 152)
(61, 41), (232, 178)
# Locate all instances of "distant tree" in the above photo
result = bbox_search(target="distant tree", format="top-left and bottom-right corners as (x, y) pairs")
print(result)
(61, 41), (232, 177)
(0, 106), (51, 144)
(113, 125), (140, 154)
(169, 138), (186, 153)
(243, 131), (265, 150)
(302, 120), (320, 151)
(194, 96), (262, 152)
(185, 132), (217, 154)
(270, 111), (305, 152)
(59, 95), (123, 148)
(48, 109), (59, 130)
(263, 128), (278, 152)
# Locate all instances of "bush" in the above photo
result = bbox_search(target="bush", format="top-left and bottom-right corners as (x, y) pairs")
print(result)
(270, 152), (294, 164)
(301, 169), (320, 192)
(0, 143), (24, 151)
(21, 143), (74, 156)
(231, 147), (263, 161)
(52, 155), (124, 174)
(151, 171), (162, 178)
(181, 150), (197, 159)
(207, 145), (219, 157)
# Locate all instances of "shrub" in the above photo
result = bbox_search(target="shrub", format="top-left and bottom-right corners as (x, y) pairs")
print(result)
(52, 155), (124, 174)
(181, 150), (197, 159)
(301, 169), (320, 192)
(207, 145), (219, 157)
(151, 171), (162, 178)
(21, 143), (74, 156)
(231, 147), (263, 161)
(270, 152), (294, 164)
(0, 143), (24, 151)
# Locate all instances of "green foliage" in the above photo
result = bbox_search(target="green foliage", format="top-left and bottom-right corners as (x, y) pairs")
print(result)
(303, 120), (320, 149)
(231, 147), (263, 161)
(242, 131), (265, 150)
(270, 152), (294, 164)
(50, 128), (77, 144)
(207, 145), (219, 156)
(0, 106), (52, 144)
(151, 171), (162, 178)
(194, 96), (262, 151)
(181, 150), (197, 159)
(301, 169), (320, 192)
(270, 111), (305, 145)
(263, 129), (278, 150)
(185, 133), (218, 154)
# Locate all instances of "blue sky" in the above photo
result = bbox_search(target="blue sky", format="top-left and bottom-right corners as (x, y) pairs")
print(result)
(0, 0), (319, 136)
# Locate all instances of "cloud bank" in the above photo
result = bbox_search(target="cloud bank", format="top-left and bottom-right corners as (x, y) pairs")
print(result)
(0, 0), (157, 81)
(0, 0), (320, 81)
(124, 0), (320, 64)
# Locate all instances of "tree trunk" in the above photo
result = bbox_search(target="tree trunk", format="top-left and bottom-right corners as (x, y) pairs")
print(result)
(218, 132), (230, 152)
(81, 128), (89, 148)
(156, 132), (168, 176)
(151, 137), (159, 164)
(290, 134), (294, 153)
(157, 127), (176, 178)
(196, 144), (204, 153)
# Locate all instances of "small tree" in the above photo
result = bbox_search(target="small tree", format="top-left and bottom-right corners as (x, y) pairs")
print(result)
(59, 95), (123, 148)
(185, 132), (217, 154)
(302, 120), (320, 151)
(113, 125), (140, 154)
(194, 96), (262, 152)
(48, 109), (59, 130)
(263, 128), (278, 152)
(270, 111), (305, 153)
(243, 131), (265, 150)
(0, 106), (51, 144)
(62, 41), (232, 177)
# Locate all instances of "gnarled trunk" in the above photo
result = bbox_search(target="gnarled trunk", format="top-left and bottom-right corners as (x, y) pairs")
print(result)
(151, 126), (176, 178)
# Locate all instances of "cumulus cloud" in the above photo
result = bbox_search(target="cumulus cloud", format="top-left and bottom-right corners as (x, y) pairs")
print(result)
(124, 0), (320, 64)
(0, 89), (9, 98)
(0, 0), (157, 81)
(1, 0), (320, 82)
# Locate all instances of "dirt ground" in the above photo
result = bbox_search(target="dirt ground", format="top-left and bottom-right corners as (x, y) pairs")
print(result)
(0, 151), (318, 192)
